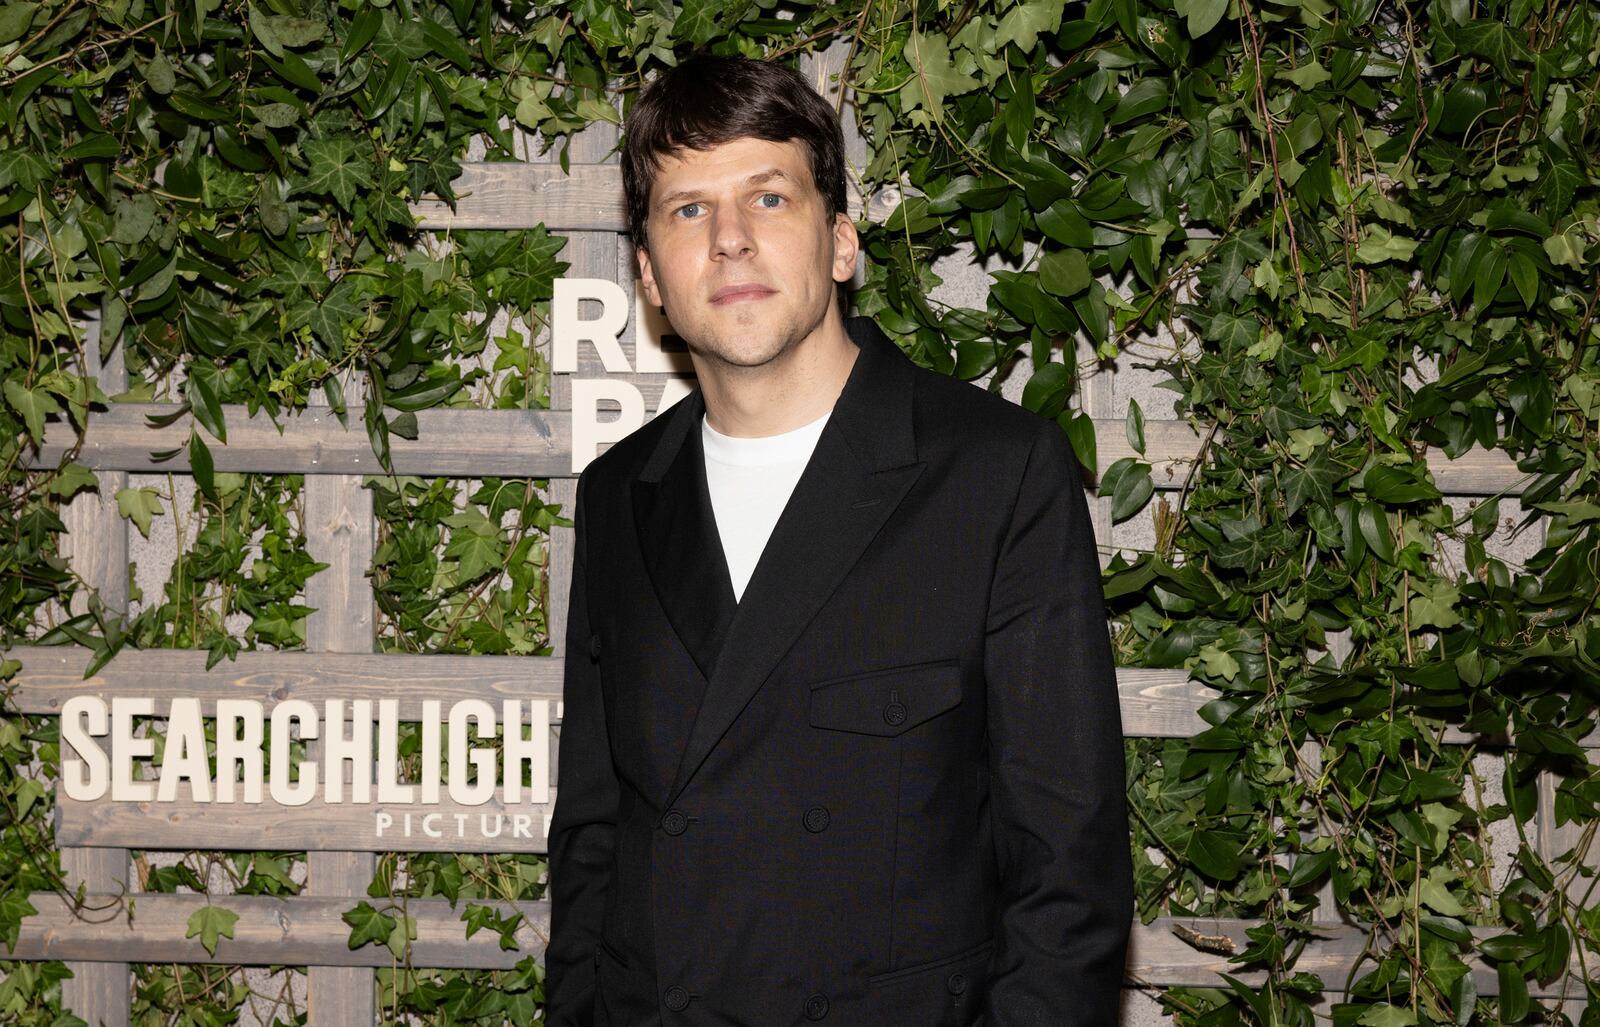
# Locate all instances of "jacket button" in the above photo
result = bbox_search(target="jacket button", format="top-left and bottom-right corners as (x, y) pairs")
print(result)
(663, 985), (690, 1011)
(589, 634), (602, 659)
(661, 809), (689, 836)
(947, 971), (968, 995)
(803, 993), (829, 1020)
(882, 700), (908, 726)
(803, 806), (830, 833)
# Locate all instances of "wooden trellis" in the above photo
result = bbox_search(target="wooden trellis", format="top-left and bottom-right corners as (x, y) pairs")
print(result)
(3, 80), (1593, 1026)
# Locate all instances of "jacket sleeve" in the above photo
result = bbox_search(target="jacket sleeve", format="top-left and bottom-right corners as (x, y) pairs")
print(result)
(545, 472), (618, 1026)
(982, 424), (1133, 1024)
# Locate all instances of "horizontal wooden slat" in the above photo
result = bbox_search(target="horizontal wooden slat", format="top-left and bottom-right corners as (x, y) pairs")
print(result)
(1127, 916), (1583, 1001)
(2, 646), (562, 717)
(11, 645), (1576, 749)
(29, 405), (567, 477)
(5, 892), (549, 969)
(6, 645), (1212, 738)
(22, 403), (1525, 492)
(5, 897), (1579, 1000)
(57, 790), (557, 853)
(408, 162), (900, 232)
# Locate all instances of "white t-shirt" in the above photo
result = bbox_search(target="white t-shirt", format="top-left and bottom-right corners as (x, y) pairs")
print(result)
(702, 411), (830, 601)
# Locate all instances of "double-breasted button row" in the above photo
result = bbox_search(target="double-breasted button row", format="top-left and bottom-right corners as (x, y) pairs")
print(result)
(803, 992), (829, 1020)
(660, 809), (689, 835)
(803, 805), (830, 833)
(663, 984), (690, 1011)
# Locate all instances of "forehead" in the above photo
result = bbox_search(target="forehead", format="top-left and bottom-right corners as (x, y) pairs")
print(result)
(649, 137), (817, 202)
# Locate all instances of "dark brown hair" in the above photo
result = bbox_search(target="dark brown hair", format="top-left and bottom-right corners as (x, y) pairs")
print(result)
(622, 54), (848, 250)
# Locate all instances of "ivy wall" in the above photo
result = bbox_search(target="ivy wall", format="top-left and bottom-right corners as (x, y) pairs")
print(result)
(2, 0), (1598, 1023)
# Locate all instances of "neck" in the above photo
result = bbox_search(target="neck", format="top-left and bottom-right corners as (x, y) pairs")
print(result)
(696, 318), (858, 438)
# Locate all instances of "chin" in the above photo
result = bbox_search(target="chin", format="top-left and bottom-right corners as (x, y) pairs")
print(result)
(692, 324), (798, 369)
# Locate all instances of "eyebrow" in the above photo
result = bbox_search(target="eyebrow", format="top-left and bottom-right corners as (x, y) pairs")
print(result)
(655, 169), (796, 212)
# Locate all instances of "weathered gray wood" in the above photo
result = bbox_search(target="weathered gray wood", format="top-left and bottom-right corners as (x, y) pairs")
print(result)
(57, 791), (558, 853)
(58, 315), (131, 1027)
(2, 645), (563, 715)
(303, 373), (378, 1025)
(27, 403), (1527, 493)
(9, 899), (1582, 1001)
(30, 404), (565, 476)
(8, 892), (551, 970)
(545, 121), (620, 782)
(549, 370), (695, 415)
(16, 644), (1589, 747)
(1128, 917), (1584, 1000)
(57, 851), (130, 1027)
(408, 162), (898, 232)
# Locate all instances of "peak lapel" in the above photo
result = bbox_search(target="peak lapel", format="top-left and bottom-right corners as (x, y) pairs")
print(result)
(631, 391), (738, 684)
(663, 319), (924, 807)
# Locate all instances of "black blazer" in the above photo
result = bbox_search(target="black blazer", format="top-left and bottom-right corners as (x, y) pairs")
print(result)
(547, 318), (1132, 1026)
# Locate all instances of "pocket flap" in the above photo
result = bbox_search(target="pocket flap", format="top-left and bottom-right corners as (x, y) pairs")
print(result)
(809, 660), (962, 737)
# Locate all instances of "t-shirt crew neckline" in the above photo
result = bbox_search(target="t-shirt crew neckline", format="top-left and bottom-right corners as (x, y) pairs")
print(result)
(700, 410), (831, 602)
(700, 410), (831, 466)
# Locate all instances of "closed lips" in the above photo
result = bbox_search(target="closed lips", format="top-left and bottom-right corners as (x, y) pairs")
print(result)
(711, 284), (774, 303)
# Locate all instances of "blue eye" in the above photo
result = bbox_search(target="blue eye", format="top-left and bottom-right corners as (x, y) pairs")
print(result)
(677, 203), (702, 218)
(758, 193), (783, 208)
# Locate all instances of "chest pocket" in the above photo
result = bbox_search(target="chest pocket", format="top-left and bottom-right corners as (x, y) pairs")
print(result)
(809, 660), (963, 737)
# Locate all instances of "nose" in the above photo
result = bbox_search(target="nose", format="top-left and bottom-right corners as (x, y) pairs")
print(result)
(709, 205), (756, 261)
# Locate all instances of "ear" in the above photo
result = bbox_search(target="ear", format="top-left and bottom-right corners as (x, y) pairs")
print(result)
(830, 213), (859, 285)
(636, 245), (662, 307)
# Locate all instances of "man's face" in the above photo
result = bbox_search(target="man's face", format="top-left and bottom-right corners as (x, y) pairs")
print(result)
(636, 137), (858, 374)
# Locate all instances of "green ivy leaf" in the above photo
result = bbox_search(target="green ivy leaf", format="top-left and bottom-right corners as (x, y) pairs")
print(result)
(1355, 225), (1419, 264)
(46, 461), (98, 499)
(0, 2), (38, 46)
(1039, 249), (1091, 297)
(1496, 960), (1530, 1022)
(1283, 61), (1331, 89)
(185, 904), (238, 956)
(1186, 829), (1243, 880)
(386, 910), (417, 960)
(189, 431), (217, 503)
(1357, 1006), (1418, 1027)
(994, 0), (1065, 51)
(900, 31), (979, 118)
(249, 3), (326, 58)
(300, 136), (375, 211)
(1418, 869), (1468, 916)
(1456, 19), (1534, 70)
(110, 192), (157, 245)
(1174, 0), (1227, 36)
(0, 147), (51, 190)
(1363, 464), (1440, 503)
(1282, 449), (1343, 517)
(343, 900), (396, 950)
(115, 486), (165, 537)
(3, 379), (62, 444)
(1409, 579), (1462, 630)
(0, 890), (38, 950)
(143, 51), (176, 94)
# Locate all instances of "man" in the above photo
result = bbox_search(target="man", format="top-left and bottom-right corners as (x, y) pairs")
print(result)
(546, 54), (1132, 1026)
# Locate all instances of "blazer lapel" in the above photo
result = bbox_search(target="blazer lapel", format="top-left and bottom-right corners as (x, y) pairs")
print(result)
(663, 319), (925, 808)
(631, 389), (738, 684)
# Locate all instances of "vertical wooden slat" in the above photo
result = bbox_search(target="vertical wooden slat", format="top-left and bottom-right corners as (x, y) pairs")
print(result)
(549, 120), (620, 701)
(1077, 341), (1116, 568)
(1530, 519), (1595, 899)
(59, 317), (131, 1027)
(303, 371), (377, 1026)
